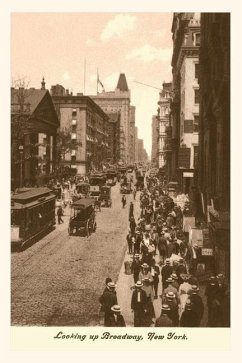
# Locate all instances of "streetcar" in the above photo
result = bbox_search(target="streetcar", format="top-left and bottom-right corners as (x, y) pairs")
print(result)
(68, 198), (96, 236)
(11, 187), (56, 250)
(99, 186), (112, 207)
(89, 173), (107, 198)
(105, 169), (117, 186)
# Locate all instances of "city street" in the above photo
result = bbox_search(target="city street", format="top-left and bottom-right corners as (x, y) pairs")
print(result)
(11, 183), (133, 326)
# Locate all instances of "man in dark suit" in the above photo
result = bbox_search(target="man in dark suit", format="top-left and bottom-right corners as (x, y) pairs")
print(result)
(131, 281), (147, 327)
(161, 259), (173, 289)
(131, 254), (141, 283)
(176, 258), (187, 285)
(155, 304), (173, 327)
(180, 300), (199, 327)
(189, 285), (204, 326)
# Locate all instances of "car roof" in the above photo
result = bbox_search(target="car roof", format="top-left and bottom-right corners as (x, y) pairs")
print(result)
(71, 198), (95, 208)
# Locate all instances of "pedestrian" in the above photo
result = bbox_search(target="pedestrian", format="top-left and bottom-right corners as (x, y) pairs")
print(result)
(131, 281), (147, 327)
(134, 231), (142, 254)
(161, 259), (173, 289)
(151, 259), (160, 299)
(133, 187), (136, 200)
(129, 216), (136, 235)
(122, 195), (126, 208)
(158, 232), (167, 264)
(126, 230), (133, 254)
(99, 282), (118, 327)
(139, 263), (153, 283)
(171, 273), (179, 290)
(142, 277), (155, 326)
(165, 292), (179, 327)
(129, 202), (134, 220)
(155, 304), (173, 327)
(57, 205), (64, 224)
(178, 274), (192, 318)
(162, 277), (179, 302)
(188, 285), (204, 326)
(109, 305), (126, 327)
(131, 254), (141, 283)
(176, 258), (188, 285)
(180, 300), (199, 327)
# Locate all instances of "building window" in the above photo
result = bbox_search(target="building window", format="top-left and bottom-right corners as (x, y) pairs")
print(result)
(71, 119), (77, 126)
(71, 133), (77, 140)
(194, 89), (199, 104)
(72, 109), (77, 117)
(193, 32), (200, 46)
(194, 145), (199, 169)
(195, 63), (199, 79)
(194, 115), (199, 132)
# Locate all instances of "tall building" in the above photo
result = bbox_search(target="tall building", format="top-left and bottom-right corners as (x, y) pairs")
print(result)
(91, 73), (131, 163)
(106, 112), (121, 164)
(52, 86), (109, 175)
(198, 13), (230, 277)
(137, 138), (148, 163)
(128, 106), (136, 164)
(11, 79), (59, 189)
(171, 13), (200, 193)
(151, 115), (158, 167)
(157, 82), (172, 175)
(134, 126), (139, 162)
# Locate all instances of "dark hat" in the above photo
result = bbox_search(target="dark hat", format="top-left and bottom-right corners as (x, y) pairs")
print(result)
(105, 277), (112, 285)
(111, 305), (121, 313)
(161, 304), (171, 311)
(142, 277), (150, 283)
(135, 281), (143, 288)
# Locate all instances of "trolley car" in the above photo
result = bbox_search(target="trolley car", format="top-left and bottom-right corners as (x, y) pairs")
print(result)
(11, 188), (56, 249)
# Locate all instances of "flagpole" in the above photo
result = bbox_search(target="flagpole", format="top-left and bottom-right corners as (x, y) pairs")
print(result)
(84, 58), (86, 95)
(97, 68), (98, 95)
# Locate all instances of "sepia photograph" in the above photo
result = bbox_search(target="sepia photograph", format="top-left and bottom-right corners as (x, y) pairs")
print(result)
(10, 11), (230, 330)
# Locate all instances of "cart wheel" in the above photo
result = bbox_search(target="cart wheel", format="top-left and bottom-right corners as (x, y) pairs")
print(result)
(86, 221), (90, 237)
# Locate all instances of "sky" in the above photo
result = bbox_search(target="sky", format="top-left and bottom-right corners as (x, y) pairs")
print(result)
(11, 13), (173, 157)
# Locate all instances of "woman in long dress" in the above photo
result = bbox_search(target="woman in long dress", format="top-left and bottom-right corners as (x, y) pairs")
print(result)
(178, 274), (192, 319)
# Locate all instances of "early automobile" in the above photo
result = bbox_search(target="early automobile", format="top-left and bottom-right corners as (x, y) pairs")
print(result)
(68, 198), (96, 236)
(100, 186), (112, 207)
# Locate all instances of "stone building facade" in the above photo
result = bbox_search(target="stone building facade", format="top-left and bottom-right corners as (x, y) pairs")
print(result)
(52, 88), (109, 175)
(151, 115), (158, 167)
(171, 13), (200, 192)
(91, 74), (131, 163)
(11, 79), (59, 189)
(198, 13), (230, 277)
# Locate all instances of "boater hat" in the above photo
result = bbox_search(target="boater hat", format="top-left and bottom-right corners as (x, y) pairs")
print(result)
(165, 259), (171, 265)
(135, 281), (143, 288)
(134, 254), (140, 258)
(166, 292), (175, 300)
(171, 273), (178, 280)
(191, 285), (199, 293)
(111, 305), (121, 313)
(142, 277), (150, 283)
(107, 282), (116, 289)
(141, 263), (149, 269)
(166, 277), (174, 283)
(161, 304), (171, 311)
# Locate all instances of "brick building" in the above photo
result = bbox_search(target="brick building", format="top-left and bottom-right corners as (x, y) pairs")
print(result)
(106, 112), (121, 164)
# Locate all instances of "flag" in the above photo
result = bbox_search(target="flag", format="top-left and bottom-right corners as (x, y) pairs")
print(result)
(97, 70), (105, 92)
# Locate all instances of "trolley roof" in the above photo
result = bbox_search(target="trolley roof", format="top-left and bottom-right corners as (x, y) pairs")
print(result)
(11, 188), (54, 203)
(71, 198), (95, 208)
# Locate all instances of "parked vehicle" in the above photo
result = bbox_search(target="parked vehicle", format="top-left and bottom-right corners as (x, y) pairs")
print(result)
(89, 174), (107, 198)
(105, 169), (117, 186)
(136, 176), (144, 190)
(68, 198), (96, 236)
(11, 188), (56, 249)
(100, 186), (112, 207)
(76, 182), (90, 197)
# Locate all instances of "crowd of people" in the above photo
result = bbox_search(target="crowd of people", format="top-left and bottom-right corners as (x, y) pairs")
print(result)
(99, 173), (230, 328)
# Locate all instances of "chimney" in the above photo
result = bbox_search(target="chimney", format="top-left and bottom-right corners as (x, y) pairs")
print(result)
(41, 77), (46, 90)
(66, 89), (69, 95)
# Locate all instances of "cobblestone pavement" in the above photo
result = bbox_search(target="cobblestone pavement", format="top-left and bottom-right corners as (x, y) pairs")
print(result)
(11, 183), (133, 326)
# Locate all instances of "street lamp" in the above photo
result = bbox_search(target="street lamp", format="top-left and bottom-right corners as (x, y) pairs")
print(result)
(19, 145), (24, 188)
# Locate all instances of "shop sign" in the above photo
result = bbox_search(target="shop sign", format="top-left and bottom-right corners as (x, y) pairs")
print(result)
(183, 172), (194, 177)
(202, 248), (214, 256)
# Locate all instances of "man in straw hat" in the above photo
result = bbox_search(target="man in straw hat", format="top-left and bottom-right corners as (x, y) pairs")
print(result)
(109, 305), (126, 327)
(99, 281), (118, 327)
(161, 259), (173, 289)
(131, 254), (141, 283)
(131, 281), (147, 327)
(162, 277), (179, 303)
(155, 304), (173, 327)
(165, 292), (179, 327)
(188, 285), (204, 326)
